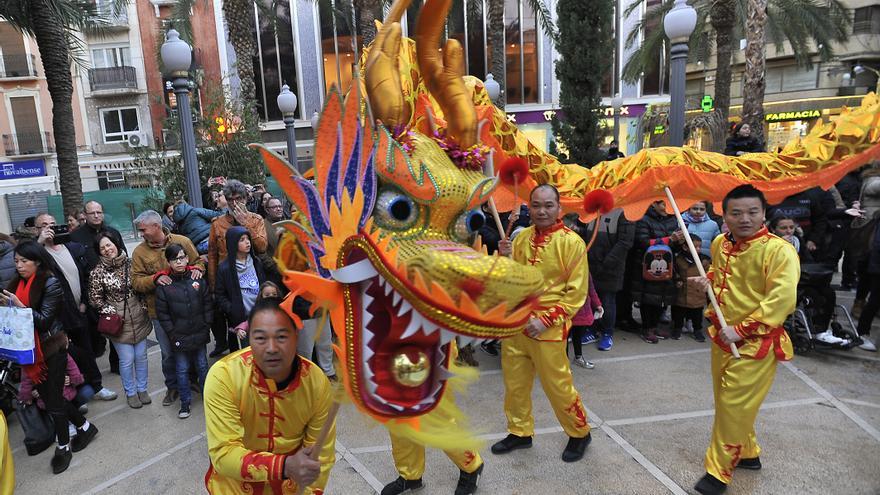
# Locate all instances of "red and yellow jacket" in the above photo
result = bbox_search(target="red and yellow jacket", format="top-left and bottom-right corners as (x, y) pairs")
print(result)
(511, 221), (589, 341)
(706, 227), (799, 361)
(204, 350), (336, 494)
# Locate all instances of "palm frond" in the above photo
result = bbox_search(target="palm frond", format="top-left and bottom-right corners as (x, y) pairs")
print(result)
(523, 0), (557, 44)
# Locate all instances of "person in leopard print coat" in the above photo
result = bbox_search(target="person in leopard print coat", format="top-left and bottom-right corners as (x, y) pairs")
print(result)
(87, 232), (153, 408)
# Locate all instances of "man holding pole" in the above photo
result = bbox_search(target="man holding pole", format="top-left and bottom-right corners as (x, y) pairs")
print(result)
(204, 298), (336, 494)
(690, 185), (799, 495)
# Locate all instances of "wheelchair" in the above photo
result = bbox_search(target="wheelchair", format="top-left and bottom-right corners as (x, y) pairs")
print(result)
(784, 263), (860, 355)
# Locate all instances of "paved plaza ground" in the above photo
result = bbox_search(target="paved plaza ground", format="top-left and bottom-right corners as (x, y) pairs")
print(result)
(5, 287), (880, 494)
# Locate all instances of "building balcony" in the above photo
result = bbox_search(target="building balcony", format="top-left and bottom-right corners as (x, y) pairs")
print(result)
(2, 132), (54, 156)
(88, 66), (138, 94)
(95, 3), (128, 30)
(0, 54), (38, 79)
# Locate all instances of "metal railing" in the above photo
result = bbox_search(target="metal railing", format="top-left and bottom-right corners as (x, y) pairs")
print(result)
(1, 132), (54, 156)
(0, 54), (38, 78)
(88, 66), (137, 91)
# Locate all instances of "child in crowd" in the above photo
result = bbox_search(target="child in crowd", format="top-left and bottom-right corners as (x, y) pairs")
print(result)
(155, 243), (213, 419)
(770, 215), (812, 262)
(672, 234), (711, 342)
(18, 353), (84, 417)
(228, 281), (284, 347)
(215, 227), (266, 352)
(570, 274), (603, 369)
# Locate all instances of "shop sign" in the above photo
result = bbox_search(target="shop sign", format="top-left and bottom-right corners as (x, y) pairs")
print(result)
(0, 158), (45, 181)
(701, 95), (714, 113)
(765, 110), (820, 122)
(506, 104), (648, 125)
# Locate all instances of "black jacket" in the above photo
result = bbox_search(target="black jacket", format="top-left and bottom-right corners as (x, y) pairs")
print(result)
(583, 209), (635, 293)
(7, 272), (64, 339)
(216, 227), (267, 327)
(0, 241), (15, 291)
(631, 207), (680, 306)
(768, 187), (829, 247)
(724, 135), (763, 156)
(155, 270), (213, 351)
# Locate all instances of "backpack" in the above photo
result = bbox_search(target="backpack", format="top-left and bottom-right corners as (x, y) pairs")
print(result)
(642, 239), (674, 282)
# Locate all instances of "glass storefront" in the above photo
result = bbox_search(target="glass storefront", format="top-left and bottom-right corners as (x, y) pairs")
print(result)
(766, 119), (816, 152)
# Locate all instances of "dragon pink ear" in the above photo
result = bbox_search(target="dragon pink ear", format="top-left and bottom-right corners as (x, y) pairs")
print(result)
(583, 189), (614, 215)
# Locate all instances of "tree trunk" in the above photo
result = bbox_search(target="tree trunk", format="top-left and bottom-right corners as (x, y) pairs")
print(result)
(708, 0), (735, 152)
(29, 0), (82, 215)
(357, 0), (380, 47)
(223, 0), (258, 106)
(487, 0), (506, 106)
(741, 0), (768, 146)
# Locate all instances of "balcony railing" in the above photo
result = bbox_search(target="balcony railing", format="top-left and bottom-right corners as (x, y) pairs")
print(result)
(88, 66), (137, 92)
(95, 2), (128, 26)
(0, 54), (38, 78)
(2, 132), (55, 156)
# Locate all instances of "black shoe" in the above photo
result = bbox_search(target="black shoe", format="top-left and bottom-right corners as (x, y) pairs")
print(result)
(694, 473), (727, 495)
(209, 345), (228, 358)
(162, 389), (179, 406)
(72, 424), (98, 452)
(561, 432), (591, 462)
(51, 446), (72, 474)
(490, 433), (532, 454)
(455, 463), (483, 495)
(480, 340), (499, 357)
(693, 331), (706, 343)
(380, 476), (423, 495)
(737, 456), (761, 470)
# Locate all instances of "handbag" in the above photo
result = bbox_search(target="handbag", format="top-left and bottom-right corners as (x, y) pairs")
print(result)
(16, 401), (55, 456)
(0, 303), (36, 365)
(97, 264), (129, 338)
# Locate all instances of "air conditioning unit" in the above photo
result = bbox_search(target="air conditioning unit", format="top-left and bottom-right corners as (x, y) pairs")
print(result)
(127, 132), (149, 148)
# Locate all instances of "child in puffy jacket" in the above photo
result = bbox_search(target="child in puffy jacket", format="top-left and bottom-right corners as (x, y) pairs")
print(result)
(570, 274), (603, 369)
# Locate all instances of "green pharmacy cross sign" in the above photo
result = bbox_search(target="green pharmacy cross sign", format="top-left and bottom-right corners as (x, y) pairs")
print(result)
(701, 95), (714, 113)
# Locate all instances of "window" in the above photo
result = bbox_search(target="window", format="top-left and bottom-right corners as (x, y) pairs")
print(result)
(91, 46), (130, 68)
(641, 0), (668, 96)
(100, 107), (140, 143)
(854, 6), (880, 34)
(97, 170), (126, 190)
(319, 0), (358, 97)
(781, 66), (817, 91)
(252, 1), (299, 121)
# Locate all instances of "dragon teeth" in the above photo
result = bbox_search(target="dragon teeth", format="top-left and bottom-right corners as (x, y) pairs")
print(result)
(392, 290), (402, 307)
(439, 329), (455, 345)
(397, 299), (412, 317)
(401, 313), (423, 340)
(458, 336), (477, 347)
(383, 278), (394, 296)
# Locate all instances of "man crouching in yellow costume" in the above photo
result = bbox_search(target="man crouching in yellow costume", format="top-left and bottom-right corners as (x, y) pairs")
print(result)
(204, 298), (336, 494)
(693, 185), (798, 495)
(494, 184), (592, 462)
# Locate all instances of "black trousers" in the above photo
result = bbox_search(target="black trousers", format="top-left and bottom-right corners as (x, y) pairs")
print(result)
(570, 325), (588, 357)
(211, 314), (228, 350)
(672, 306), (704, 333)
(640, 304), (663, 330)
(65, 329), (103, 391)
(37, 349), (86, 446)
(857, 275), (880, 336)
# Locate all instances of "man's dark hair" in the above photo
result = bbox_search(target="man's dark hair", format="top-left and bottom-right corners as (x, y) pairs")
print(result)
(164, 243), (186, 262)
(722, 185), (767, 212)
(530, 184), (560, 203)
(247, 297), (296, 329)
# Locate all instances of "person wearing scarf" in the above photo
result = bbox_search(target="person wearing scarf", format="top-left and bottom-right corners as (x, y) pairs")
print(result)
(1, 241), (97, 474)
(88, 232), (153, 409)
(215, 226), (266, 353)
(683, 201), (721, 258)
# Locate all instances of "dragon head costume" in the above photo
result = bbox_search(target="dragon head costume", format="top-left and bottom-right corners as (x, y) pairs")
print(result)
(252, 0), (543, 448)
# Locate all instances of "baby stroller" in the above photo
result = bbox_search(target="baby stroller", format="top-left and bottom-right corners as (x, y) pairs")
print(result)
(785, 263), (859, 354)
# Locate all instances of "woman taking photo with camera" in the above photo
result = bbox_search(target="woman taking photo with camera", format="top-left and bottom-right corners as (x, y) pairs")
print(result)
(1, 241), (98, 474)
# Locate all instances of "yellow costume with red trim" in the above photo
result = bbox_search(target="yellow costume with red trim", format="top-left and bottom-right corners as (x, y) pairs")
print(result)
(204, 350), (336, 494)
(390, 431), (482, 480)
(1, 412), (13, 495)
(704, 227), (798, 484)
(503, 221), (591, 438)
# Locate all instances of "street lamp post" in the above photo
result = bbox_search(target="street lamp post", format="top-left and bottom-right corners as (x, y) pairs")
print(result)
(611, 93), (623, 146)
(161, 29), (203, 208)
(663, 0), (696, 147)
(277, 84), (300, 173)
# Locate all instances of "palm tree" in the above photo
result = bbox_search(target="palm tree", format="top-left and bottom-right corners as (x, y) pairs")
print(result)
(740, 0), (768, 145)
(623, 0), (849, 151)
(0, 0), (120, 215)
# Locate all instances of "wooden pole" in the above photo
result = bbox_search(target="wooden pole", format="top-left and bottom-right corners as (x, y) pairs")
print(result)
(664, 187), (740, 358)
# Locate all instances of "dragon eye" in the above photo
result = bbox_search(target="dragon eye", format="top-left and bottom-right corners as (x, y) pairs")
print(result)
(376, 189), (419, 230)
(453, 209), (485, 242)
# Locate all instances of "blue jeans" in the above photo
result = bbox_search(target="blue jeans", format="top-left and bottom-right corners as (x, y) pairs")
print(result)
(152, 319), (177, 391)
(112, 340), (148, 397)
(175, 347), (208, 406)
(595, 291), (618, 337)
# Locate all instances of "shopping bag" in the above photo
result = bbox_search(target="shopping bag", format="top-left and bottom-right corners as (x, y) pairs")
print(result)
(0, 305), (35, 365)
(16, 401), (55, 456)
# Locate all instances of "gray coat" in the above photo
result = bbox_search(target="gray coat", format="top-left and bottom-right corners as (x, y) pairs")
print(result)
(0, 241), (15, 291)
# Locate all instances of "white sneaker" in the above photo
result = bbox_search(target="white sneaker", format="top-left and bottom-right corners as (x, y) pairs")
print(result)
(574, 356), (595, 369)
(859, 336), (877, 352)
(68, 422), (77, 439)
(816, 330), (844, 345)
(94, 388), (118, 401)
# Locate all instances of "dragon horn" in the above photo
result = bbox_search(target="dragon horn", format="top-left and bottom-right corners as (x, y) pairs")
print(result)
(364, 0), (412, 129)
(415, 0), (478, 148)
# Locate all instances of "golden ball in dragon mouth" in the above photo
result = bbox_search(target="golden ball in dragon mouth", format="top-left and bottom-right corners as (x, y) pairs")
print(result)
(391, 348), (430, 388)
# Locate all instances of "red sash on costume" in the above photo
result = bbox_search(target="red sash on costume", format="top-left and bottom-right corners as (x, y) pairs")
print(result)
(708, 314), (789, 361)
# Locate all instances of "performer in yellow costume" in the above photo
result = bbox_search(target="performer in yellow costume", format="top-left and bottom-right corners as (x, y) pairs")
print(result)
(1, 413), (13, 495)
(204, 299), (336, 494)
(384, 424), (483, 494)
(693, 185), (798, 495)
(493, 184), (592, 462)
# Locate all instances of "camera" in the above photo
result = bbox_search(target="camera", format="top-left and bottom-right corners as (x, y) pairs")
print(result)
(50, 225), (71, 244)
